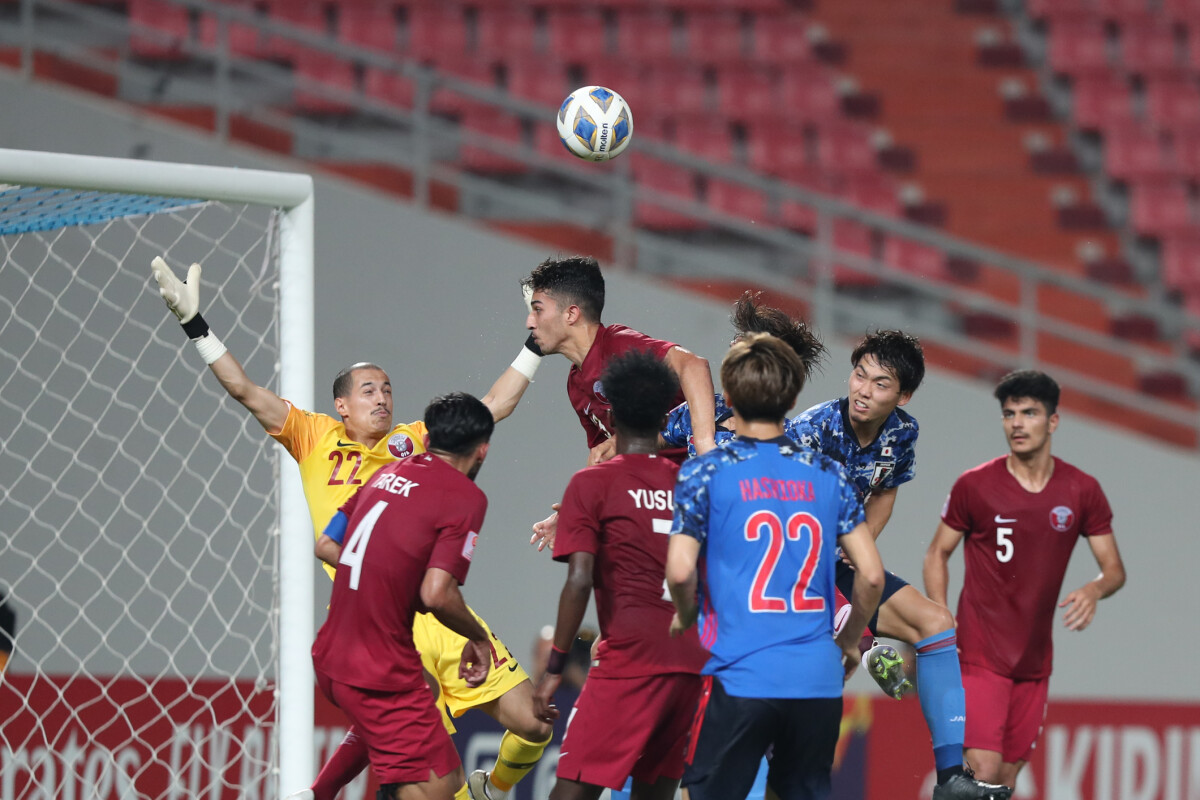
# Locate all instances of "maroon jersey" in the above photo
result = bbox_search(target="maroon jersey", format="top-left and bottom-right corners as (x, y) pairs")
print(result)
(566, 324), (681, 450)
(553, 453), (709, 679)
(312, 453), (487, 691)
(941, 455), (1113, 680)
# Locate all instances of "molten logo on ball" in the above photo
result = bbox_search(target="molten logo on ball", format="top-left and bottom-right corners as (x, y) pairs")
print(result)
(557, 85), (633, 162)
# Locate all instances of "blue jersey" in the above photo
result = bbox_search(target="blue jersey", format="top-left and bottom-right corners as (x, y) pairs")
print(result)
(784, 398), (918, 500)
(662, 393), (735, 455)
(672, 437), (866, 699)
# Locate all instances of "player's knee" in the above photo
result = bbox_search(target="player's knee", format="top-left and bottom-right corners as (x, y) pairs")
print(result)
(514, 718), (553, 742)
(919, 601), (955, 639)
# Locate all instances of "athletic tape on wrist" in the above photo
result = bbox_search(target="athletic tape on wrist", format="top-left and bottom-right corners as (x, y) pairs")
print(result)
(511, 343), (542, 381)
(545, 645), (568, 675)
(193, 333), (227, 365)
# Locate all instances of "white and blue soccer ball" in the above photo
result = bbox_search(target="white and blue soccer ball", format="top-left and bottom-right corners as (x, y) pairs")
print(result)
(556, 85), (633, 162)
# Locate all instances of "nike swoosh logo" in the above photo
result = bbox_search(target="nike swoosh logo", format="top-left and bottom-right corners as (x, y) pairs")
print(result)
(336, 440), (353, 447)
(507, 663), (519, 672)
(994, 515), (1017, 523)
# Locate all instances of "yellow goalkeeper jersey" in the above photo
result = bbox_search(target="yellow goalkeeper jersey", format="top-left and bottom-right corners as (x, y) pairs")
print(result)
(269, 402), (427, 579)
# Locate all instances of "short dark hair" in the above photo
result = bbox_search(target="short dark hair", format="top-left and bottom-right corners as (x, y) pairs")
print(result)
(332, 362), (386, 401)
(731, 291), (826, 385)
(521, 256), (605, 323)
(721, 333), (805, 423)
(994, 370), (1060, 415)
(851, 330), (925, 395)
(601, 350), (680, 435)
(424, 392), (495, 455)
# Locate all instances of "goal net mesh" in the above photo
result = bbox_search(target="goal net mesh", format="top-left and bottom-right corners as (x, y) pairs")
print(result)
(0, 187), (283, 800)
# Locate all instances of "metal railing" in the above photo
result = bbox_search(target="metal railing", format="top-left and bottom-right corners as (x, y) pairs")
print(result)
(5, 0), (1199, 448)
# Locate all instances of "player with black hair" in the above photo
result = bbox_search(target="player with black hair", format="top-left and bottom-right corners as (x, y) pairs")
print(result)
(531, 351), (709, 800)
(150, 257), (551, 800)
(926, 370), (1125, 789)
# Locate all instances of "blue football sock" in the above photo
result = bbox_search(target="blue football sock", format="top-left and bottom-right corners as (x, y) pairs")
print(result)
(915, 628), (966, 775)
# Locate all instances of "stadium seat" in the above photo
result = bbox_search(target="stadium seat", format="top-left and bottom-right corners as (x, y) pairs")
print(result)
(631, 156), (704, 230)
(406, 6), (468, 63)
(475, 8), (537, 58)
(883, 236), (948, 281)
(291, 49), (356, 114)
(430, 61), (498, 117)
(828, 220), (881, 288)
(746, 120), (814, 178)
(752, 15), (812, 64)
(648, 66), (709, 115)
(1048, 21), (1110, 77)
(778, 64), (840, 122)
(1070, 73), (1135, 131)
(673, 118), (737, 164)
(1103, 123), (1171, 181)
(1172, 130), (1200, 180)
(363, 66), (413, 111)
(1027, 0), (1093, 23)
(714, 65), (778, 121)
(265, 0), (330, 61)
(1162, 235), (1200, 291)
(1117, 21), (1182, 77)
(198, 1), (266, 61)
(336, 3), (399, 54)
(706, 180), (772, 224)
(614, 12), (676, 61)
(685, 14), (746, 62)
(1164, 0), (1200, 26)
(504, 59), (572, 108)
(546, 10), (611, 61)
(1129, 179), (1193, 237)
(841, 174), (901, 217)
(129, 0), (192, 60)
(1145, 77), (1200, 133)
(816, 121), (878, 176)
(458, 107), (528, 175)
(1097, 0), (1155, 25)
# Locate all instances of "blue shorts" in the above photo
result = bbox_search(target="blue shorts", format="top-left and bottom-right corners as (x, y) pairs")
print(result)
(835, 560), (909, 635)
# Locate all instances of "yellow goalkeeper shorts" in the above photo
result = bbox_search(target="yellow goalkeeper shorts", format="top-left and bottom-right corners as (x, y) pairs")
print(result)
(414, 607), (529, 733)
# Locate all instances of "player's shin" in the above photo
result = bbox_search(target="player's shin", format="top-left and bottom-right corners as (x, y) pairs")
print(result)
(481, 730), (553, 799)
(915, 630), (969, 784)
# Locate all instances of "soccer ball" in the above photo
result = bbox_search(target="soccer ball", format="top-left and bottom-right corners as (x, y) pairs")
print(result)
(556, 86), (634, 162)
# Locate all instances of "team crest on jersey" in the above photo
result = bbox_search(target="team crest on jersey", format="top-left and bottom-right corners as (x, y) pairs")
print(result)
(592, 380), (607, 400)
(462, 531), (479, 562)
(388, 432), (415, 459)
(869, 460), (895, 488)
(1049, 505), (1074, 532)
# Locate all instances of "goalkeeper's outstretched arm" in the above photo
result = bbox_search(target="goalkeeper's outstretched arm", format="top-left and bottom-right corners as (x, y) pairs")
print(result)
(151, 256), (288, 433)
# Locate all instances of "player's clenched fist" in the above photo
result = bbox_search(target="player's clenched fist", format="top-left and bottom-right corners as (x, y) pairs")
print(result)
(151, 256), (202, 323)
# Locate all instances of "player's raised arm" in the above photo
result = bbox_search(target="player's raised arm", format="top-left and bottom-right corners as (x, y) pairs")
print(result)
(151, 256), (288, 433)
(923, 520), (966, 609)
(664, 346), (716, 455)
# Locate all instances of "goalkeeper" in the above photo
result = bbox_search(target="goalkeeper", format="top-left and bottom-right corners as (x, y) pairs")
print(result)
(151, 257), (552, 800)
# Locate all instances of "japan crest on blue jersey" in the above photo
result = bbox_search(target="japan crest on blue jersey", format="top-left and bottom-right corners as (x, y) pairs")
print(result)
(785, 398), (918, 500)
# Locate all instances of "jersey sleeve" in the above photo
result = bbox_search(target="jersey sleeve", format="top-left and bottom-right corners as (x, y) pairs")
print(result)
(269, 402), (336, 463)
(835, 467), (867, 535)
(784, 413), (821, 450)
(428, 489), (487, 585)
(1079, 475), (1114, 538)
(662, 402), (692, 448)
(940, 472), (974, 533)
(671, 456), (711, 543)
(553, 472), (601, 562)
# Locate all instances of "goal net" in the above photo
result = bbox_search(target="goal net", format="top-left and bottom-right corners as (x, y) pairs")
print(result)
(0, 150), (314, 800)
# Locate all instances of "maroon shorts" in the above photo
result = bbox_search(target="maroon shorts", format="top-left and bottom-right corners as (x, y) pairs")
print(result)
(961, 662), (1050, 764)
(556, 672), (702, 790)
(316, 670), (460, 785)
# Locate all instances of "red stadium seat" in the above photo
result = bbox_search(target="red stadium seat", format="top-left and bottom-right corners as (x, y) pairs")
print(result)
(1163, 0), (1200, 25)
(430, 61), (497, 117)
(265, 0), (329, 60)
(1118, 21), (1182, 77)
(827, 220), (880, 288)
(883, 236), (948, 281)
(778, 64), (840, 122)
(685, 14), (745, 62)
(1103, 123), (1171, 181)
(475, 9), (537, 58)
(1070, 73), (1135, 131)
(1129, 179), (1193, 237)
(1161, 235), (1200, 291)
(673, 119), (737, 164)
(337, 3), (399, 54)
(504, 59), (571, 108)
(291, 49), (356, 114)
(614, 12), (676, 61)
(714, 65), (777, 121)
(406, 6), (468, 64)
(648, 66), (709, 115)
(706, 180), (772, 224)
(199, 1), (267, 60)
(841, 174), (901, 217)
(1145, 77), (1200, 133)
(746, 120), (813, 178)
(631, 156), (704, 230)
(1096, 0), (1155, 25)
(1172, 130), (1200, 180)
(1048, 21), (1110, 77)
(129, 0), (191, 60)
(816, 121), (878, 176)
(546, 10), (611, 61)
(1027, 0), (1093, 23)
(363, 66), (413, 111)
(458, 107), (528, 175)
(752, 15), (812, 64)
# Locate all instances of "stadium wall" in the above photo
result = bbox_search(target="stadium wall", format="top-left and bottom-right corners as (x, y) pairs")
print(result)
(0, 74), (1191, 702)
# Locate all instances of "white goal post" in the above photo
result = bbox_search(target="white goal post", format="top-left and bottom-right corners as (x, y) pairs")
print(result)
(0, 147), (314, 799)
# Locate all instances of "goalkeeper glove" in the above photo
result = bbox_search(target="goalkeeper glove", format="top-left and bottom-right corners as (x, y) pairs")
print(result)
(151, 256), (227, 365)
(511, 282), (543, 380)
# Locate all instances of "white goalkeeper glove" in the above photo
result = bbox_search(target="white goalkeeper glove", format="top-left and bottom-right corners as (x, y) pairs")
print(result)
(151, 256), (201, 323)
(151, 256), (227, 365)
(511, 281), (542, 380)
